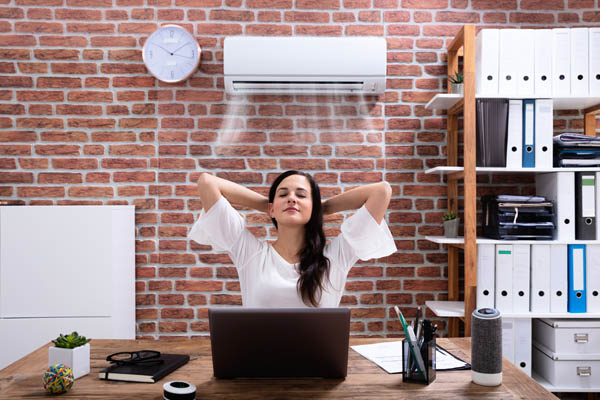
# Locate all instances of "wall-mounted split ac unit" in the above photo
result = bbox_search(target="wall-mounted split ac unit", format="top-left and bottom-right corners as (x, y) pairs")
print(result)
(224, 37), (387, 95)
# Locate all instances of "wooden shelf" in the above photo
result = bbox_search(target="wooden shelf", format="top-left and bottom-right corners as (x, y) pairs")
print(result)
(425, 166), (600, 175)
(426, 300), (600, 319)
(425, 93), (600, 111)
(425, 236), (600, 245)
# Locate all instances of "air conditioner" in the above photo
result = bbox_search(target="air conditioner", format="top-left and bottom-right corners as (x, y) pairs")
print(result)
(224, 37), (386, 95)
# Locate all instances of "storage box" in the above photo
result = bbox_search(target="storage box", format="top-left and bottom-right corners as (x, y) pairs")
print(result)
(533, 341), (600, 389)
(533, 318), (600, 354)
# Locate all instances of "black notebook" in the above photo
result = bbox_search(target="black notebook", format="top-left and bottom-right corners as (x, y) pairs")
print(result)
(98, 353), (190, 383)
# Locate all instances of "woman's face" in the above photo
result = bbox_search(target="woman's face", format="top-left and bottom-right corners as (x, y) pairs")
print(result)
(268, 174), (313, 228)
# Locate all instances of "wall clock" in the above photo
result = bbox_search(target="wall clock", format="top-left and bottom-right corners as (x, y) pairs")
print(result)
(142, 25), (201, 83)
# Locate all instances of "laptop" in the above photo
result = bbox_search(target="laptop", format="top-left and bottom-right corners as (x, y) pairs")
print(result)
(208, 308), (350, 379)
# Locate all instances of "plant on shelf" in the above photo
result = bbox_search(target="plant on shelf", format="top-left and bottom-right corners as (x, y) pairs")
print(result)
(49, 331), (91, 379)
(52, 332), (91, 349)
(442, 210), (459, 238)
(448, 72), (464, 95)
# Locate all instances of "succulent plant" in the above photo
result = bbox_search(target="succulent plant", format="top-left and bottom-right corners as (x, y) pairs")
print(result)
(448, 71), (463, 84)
(442, 210), (458, 222)
(52, 332), (91, 349)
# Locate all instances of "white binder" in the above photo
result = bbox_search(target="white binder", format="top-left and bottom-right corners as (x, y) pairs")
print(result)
(531, 244), (551, 313)
(499, 29), (520, 97)
(506, 100), (523, 168)
(495, 244), (514, 313)
(587, 244), (600, 313)
(512, 244), (530, 313)
(550, 244), (568, 313)
(534, 99), (553, 169)
(517, 29), (535, 97)
(552, 28), (571, 96)
(536, 172), (576, 241)
(534, 29), (553, 97)
(570, 28), (589, 96)
(476, 244), (495, 309)
(514, 318), (532, 377)
(475, 29), (499, 96)
(596, 172), (600, 240)
(590, 28), (600, 94)
(502, 318), (515, 364)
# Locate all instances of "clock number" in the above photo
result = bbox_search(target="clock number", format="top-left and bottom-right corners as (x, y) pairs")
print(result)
(170, 30), (174, 38)
(171, 70), (175, 79)
(149, 50), (153, 59)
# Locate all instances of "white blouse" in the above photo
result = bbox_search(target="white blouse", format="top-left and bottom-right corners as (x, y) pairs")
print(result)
(188, 196), (397, 307)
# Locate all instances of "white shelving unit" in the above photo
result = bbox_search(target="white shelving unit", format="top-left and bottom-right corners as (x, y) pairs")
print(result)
(425, 166), (600, 175)
(533, 372), (600, 393)
(425, 236), (600, 245)
(425, 93), (600, 111)
(426, 300), (600, 319)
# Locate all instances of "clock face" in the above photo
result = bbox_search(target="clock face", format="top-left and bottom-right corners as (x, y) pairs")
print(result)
(142, 25), (201, 83)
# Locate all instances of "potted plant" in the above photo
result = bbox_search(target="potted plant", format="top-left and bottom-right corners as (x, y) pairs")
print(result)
(442, 210), (460, 238)
(448, 72), (464, 95)
(48, 332), (91, 379)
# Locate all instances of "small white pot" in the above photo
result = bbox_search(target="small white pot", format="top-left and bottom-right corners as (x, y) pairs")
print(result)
(48, 343), (90, 379)
(451, 83), (464, 95)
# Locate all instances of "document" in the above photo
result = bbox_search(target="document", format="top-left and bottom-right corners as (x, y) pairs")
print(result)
(506, 100), (523, 168)
(534, 99), (553, 169)
(534, 29), (553, 97)
(536, 172), (576, 241)
(499, 29), (520, 96)
(476, 244), (495, 309)
(575, 172), (596, 240)
(475, 28), (499, 96)
(571, 27), (589, 96)
(590, 28), (600, 94)
(568, 244), (587, 313)
(550, 244), (568, 313)
(522, 100), (535, 168)
(495, 244), (514, 313)
(350, 341), (469, 374)
(586, 244), (600, 313)
(530, 244), (551, 313)
(512, 244), (530, 313)
(552, 28), (571, 97)
(517, 29), (535, 97)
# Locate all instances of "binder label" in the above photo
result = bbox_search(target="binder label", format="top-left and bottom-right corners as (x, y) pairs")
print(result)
(499, 250), (511, 254)
(573, 247), (584, 291)
(525, 103), (534, 144)
(582, 176), (596, 217)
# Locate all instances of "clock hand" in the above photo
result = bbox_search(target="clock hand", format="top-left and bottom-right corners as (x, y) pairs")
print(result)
(172, 42), (193, 54)
(150, 42), (173, 55)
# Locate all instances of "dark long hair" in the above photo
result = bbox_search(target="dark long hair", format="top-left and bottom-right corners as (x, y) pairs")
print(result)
(268, 170), (330, 307)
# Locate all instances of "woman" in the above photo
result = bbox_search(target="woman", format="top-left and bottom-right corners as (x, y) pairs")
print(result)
(188, 170), (396, 307)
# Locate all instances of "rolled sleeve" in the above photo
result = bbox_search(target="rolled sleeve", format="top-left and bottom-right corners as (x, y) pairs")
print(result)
(187, 196), (245, 253)
(340, 205), (397, 261)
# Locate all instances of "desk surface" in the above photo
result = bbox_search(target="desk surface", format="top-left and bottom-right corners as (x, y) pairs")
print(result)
(0, 337), (556, 399)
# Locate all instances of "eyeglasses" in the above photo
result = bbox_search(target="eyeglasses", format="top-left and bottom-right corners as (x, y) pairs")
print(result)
(106, 350), (163, 366)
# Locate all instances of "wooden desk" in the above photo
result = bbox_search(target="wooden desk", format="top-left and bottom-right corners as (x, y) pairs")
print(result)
(0, 338), (556, 399)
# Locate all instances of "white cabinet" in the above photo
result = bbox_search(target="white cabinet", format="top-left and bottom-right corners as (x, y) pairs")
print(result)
(0, 206), (135, 370)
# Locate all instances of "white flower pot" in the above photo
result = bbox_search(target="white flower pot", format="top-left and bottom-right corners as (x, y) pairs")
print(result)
(48, 343), (90, 379)
(451, 83), (464, 95)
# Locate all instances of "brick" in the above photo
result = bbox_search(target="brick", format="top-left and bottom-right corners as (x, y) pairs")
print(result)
(210, 10), (254, 21)
(69, 186), (114, 197)
(91, 36), (136, 47)
(210, 294), (242, 305)
(0, 35), (36, 47)
(521, 0), (563, 9)
(402, 0), (447, 7)
(37, 77), (81, 88)
(509, 12), (555, 23)
(18, 186), (64, 197)
(38, 173), (83, 184)
(0, 172), (34, 183)
(15, 22), (63, 34)
(52, 158), (98, 169)
(68, 91), (113, 102)
(197, 23), (242, 35)
(67, 23), (115, 33)
(285, 11), (329, 22)
(246, 0), (292, 7)
(19, 158), (49, 169)
(297, 0), (339, 8)
(435, 11), (480, 22)
(245, 24), (292, 35)
(55, 8), (102, 19)
(18, 62), (48, 74)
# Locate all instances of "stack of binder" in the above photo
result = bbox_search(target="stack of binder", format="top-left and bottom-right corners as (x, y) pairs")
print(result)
(481, 194), (555, 240)
(476, 99), (509, 167)
(554, 133), (600, 167)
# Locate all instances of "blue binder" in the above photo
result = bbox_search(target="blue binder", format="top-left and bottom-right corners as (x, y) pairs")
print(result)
(568, 244), (587, 313)
(522, 99), (535, 168)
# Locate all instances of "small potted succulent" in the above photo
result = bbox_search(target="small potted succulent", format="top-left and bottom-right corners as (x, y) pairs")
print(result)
(442, 210), (460, 238)
(48, 331), (91, 379)
(448, 71), (464, 95)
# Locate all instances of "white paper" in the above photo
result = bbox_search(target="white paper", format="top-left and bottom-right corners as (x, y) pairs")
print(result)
(350, 341), (469, 374)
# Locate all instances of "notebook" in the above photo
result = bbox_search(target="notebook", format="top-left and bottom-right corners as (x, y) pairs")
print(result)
(209, 307), (350, 378)
(98, 353), (189, 383)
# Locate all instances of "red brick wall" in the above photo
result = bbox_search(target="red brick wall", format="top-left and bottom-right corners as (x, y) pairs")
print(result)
(0, 0), (598, 338)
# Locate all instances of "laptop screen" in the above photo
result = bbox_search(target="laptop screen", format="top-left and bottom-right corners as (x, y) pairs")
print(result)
(209, 308), (350, 379)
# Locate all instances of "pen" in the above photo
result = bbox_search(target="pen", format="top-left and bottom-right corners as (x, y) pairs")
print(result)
(394, 306), (426, 378)
(415, 306), (422, 343)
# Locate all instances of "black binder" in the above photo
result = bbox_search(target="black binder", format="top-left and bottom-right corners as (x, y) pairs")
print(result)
(575, 172), (597, 240)
(476, 99), (509, 167)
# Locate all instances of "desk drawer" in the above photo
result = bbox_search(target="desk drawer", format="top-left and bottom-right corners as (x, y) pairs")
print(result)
(533, 343), (600, 389)
(533, 318), (600, 354)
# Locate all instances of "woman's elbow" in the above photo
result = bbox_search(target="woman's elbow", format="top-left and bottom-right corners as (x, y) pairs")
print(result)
(379, 181), (392, 202)
(196, 172), (213, 188)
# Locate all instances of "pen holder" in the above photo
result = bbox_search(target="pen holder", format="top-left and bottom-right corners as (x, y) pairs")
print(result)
(402, 338), (436, 385)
